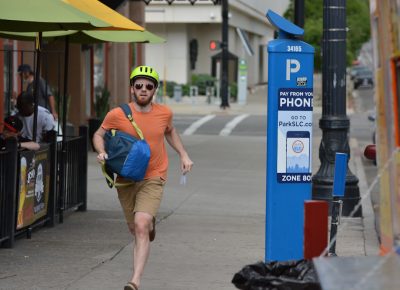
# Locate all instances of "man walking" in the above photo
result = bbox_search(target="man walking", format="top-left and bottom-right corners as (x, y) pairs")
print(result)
(92, 65), (193, 290)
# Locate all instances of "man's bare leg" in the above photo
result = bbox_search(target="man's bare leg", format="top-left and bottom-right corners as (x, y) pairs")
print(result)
(130, 212), (153, 288)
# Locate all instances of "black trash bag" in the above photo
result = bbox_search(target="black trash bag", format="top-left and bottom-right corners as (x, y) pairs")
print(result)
(232, 260), (321, 290)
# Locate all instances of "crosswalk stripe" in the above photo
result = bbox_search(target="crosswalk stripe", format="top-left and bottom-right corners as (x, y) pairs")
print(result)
(219, 114), (250, 136)
(182, 114), (216, 135)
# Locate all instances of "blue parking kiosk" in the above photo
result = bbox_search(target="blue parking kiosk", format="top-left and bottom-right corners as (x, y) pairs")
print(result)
(265, 10), (315, 261)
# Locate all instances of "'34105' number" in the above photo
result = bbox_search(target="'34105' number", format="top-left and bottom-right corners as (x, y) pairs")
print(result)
(287, 46), (302, 52)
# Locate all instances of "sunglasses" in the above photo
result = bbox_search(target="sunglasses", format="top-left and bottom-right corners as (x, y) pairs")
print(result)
(134, 83), (155, 91)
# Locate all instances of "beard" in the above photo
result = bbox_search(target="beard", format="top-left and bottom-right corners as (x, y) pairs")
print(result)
(134, 94), (153, 107)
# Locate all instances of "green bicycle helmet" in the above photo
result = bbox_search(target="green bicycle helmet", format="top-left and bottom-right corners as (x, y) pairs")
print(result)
(130, 65), (159, 88)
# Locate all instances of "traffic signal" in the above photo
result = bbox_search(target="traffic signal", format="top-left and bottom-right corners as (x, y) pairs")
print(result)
(209, 40), (221, 51)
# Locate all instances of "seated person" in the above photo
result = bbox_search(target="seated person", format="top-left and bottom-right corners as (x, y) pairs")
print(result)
(16, 92), (55, 142)
(1, 116), (40, 151)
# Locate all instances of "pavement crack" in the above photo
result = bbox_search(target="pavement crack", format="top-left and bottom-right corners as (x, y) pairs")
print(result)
(63, 244), (130, 290)
(0, 274), (17, 280)
(98, 244), (127, 264)
(159, 188), (200, 222)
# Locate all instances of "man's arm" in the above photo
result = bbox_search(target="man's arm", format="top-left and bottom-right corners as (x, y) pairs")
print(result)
(20, 141), (40, 151)
(93, 127), (108, 163)
(165, 126), (193, 174)
(40, 79), (58, 120)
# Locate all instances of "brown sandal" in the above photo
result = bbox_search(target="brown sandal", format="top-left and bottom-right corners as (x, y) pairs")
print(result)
(124, 282), (138, 290)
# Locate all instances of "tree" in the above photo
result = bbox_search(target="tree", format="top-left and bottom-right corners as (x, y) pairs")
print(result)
(284, 0), (370, 70)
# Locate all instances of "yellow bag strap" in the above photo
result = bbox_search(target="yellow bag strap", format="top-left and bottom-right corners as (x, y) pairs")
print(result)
(101, 162), (133, 188)
(119, 104), (145, 140)
(126, 112), (144, 140)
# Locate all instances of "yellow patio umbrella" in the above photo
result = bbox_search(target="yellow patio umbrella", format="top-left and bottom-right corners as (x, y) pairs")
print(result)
(65, 0), (144, 31)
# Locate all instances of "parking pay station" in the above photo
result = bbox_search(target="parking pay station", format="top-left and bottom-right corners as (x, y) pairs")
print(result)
(265, 10), (314, 261)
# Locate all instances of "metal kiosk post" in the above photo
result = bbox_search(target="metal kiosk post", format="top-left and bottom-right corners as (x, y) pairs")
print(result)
(265, 10), (315, 261)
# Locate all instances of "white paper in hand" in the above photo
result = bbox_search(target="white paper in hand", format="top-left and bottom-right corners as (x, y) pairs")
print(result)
(180, 174), (187, 185)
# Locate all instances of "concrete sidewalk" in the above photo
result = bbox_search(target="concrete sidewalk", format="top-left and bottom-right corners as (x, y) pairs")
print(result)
(0, 85), (379, 290)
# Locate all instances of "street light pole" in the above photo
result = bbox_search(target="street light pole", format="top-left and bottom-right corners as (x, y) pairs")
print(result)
(312, 0), (361, 216)
(294, 0), (304, 28)
(220, 0), (229, 109)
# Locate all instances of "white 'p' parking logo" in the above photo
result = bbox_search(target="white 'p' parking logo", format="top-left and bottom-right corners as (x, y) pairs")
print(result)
(286, 59), (300, 81)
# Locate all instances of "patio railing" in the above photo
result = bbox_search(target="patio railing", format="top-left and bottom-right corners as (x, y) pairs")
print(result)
(0, 139), (18, 248)
(0, 127), (88, 248)
(57, 126), (88, 223)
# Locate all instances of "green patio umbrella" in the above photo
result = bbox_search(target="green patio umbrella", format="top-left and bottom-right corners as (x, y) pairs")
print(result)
(0, 29), (165, 44)
(0, 0), (111, 32)
(0, 28), (165, 165)
(0, 28), (164, 143)
(72, 30), (165, 43)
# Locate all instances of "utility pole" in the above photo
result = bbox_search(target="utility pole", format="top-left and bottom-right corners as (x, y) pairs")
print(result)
(220, 0), (229, 109)
(312, 0), (361, 216)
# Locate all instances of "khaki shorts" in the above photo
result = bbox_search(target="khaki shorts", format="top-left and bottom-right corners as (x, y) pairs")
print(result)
(116, 177), (166, 224)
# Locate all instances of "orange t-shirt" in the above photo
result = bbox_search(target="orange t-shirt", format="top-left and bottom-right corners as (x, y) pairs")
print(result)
(101, 102), (173, 180)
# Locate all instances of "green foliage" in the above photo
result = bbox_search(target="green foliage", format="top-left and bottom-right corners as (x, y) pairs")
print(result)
(191, 74), (216, 95)
(159, 81), (188, 98)
(160, 74), (217, 98)
(159, 81), (177, 98)
(284, 0), (370, 70)
(95, 87), (110, 120)
(182, 84), (190, 96)
(346, 0), (371, 63)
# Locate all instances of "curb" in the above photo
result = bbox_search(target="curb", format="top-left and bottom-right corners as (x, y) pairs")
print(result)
(350, 138), (380, 255)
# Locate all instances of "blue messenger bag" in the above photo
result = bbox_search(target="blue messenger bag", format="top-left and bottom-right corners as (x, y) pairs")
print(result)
(102, 104), (150, 188)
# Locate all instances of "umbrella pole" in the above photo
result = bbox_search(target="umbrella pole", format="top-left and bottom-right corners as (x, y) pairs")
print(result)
(62, 36), (69, 152)
(32, 32), (42, 142)
(59, 36), (70, 224)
